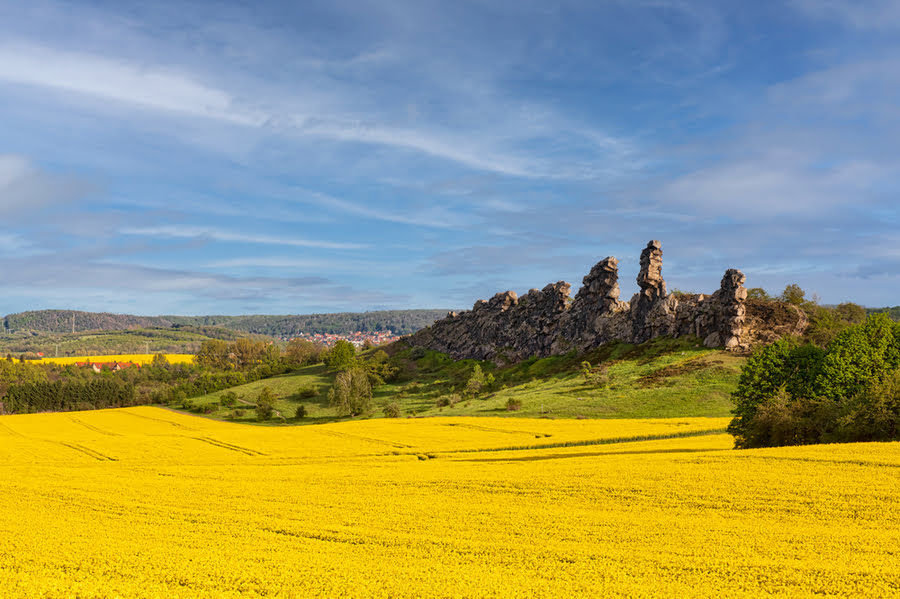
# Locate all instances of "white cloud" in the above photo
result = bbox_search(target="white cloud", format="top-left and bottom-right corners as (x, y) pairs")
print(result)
(0, 42), (265, 125)
(791, 0), (900, 30)
(0, 37), (636, 180)
(296, 189), (472, 229)
(120, 225), (367, 250)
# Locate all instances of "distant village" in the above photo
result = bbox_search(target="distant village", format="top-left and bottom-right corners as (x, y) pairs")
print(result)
(284, 330), (403, 348)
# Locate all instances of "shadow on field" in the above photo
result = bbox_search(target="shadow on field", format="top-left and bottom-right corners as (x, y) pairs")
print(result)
(452, 446), (730, 463)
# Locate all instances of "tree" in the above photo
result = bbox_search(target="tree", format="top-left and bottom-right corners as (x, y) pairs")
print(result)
(327, 367), (371, 416)
(779, 284), (806, 306)
(286, 339), (322, 366)
(196, 340), (230, 370)
(835, 302), (866, 325)
(150, 353), (169, 369)
(819, 313), (900, 401)
(746, 288), (772, 301)
(464, 364), (486, 398)
(263, 343), (282, 366)
(232, 338), (265, 368)
(256, 386), (276, 421)
(325, 340), (356, 371)
(728, 314), (900, 448)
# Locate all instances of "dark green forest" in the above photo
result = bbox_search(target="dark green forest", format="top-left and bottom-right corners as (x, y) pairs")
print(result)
(3, 309), (449, 337)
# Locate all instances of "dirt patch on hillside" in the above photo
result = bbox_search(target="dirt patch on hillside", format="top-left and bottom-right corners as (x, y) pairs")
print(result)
(637, 358), (727, 388)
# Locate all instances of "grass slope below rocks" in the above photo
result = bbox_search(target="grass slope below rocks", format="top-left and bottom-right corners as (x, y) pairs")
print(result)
(186, 336), (744, 424)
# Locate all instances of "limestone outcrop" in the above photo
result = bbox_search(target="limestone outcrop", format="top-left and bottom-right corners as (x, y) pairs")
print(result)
(407, 240), (804, 362)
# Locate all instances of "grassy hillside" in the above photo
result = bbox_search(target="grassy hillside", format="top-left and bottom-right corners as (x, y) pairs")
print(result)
(186, 336), (744, 423)
(0, 326), (246, 357)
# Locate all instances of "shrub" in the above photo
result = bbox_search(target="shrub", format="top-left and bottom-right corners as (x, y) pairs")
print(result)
(296, 385), (318, 400)
(435, 393), (460, 408)
(220, 391), (238, 408)
(168, 388), (187, 406)
(230, 409), (245, 419)
(294, 404), (307, 419)
(181, 398), (196, 411)
(200, 402), (218, 414)
(383, 402), (402, 418)
(256, 387), (276, 421)
(505, 398), (523, 412)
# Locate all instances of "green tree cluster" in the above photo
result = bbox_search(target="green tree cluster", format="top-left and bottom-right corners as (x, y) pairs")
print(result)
(4, 379), (135, 413)
(256, 387), (276, 421)
(323, 340), (356, 371)
(728, 314), (900, 448)
(327, 367), (372, 416)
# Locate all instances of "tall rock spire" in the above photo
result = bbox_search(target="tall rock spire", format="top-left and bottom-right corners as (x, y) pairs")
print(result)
(631, 240), (666, 342)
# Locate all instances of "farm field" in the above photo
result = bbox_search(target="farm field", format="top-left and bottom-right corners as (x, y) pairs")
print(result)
(34, 353), (195, 366)
(1, 408), (898, 597)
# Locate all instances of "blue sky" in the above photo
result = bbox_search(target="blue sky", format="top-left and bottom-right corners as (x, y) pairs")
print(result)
(1, 0), (898, 315)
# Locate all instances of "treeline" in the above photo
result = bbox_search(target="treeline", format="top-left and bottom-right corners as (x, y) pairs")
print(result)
(0, 326), (244, 357)
(167, 310), (449, 336)
(0, 337), (326, 415)
(868, 306), (900, 321)
(4, 309), (449, 337)
(5, 379), (134, 413)
(729, 313), (900, 448)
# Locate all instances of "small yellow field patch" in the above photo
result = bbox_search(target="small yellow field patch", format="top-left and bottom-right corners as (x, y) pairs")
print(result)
(0, 408), (897, 597)
(33, 353), (195, 366)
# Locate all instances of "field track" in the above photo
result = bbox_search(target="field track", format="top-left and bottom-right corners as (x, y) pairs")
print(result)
(1, 407), (898, 597)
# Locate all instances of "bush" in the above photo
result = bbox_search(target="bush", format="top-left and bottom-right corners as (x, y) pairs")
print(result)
(435, 393), (460, 408)
(231, 409), (245, 419)
(294, 404), (307, 419)
(383, 402), (402, 418)
(200, 402), (218, 414)
(181, 398), (196, 412)
(220, 391), (238, 408)
(256, 387), (276, 421)
(296, 385), (318, 399)
(505, 398), (523, 412)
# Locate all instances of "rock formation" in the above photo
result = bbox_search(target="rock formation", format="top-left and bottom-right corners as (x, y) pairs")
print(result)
(407, 241), (805, 362)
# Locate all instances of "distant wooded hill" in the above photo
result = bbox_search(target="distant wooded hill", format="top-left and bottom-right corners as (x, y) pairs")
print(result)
(2, 309), (450, 337)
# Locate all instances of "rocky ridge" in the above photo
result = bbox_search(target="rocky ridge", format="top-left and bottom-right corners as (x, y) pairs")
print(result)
(408, 240), (805, 362)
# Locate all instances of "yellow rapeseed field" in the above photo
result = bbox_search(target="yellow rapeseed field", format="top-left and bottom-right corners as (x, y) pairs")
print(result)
(0, 408), (898, 597)
(34, 353), (195, 366)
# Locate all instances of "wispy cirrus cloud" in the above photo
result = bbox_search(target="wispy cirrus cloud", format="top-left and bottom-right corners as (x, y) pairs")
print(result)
(120, 225), (367, 250)
(790, 0), (900, 30)
(0, 42), (264, 125)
